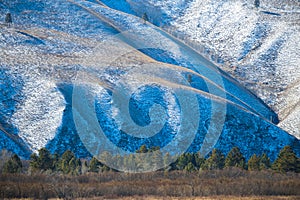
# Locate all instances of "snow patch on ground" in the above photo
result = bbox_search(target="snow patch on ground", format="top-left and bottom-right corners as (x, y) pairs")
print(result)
(11, 77), (65, 152)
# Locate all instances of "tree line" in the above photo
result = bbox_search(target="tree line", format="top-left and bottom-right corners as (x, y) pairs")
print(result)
(1, 145), (299, 174)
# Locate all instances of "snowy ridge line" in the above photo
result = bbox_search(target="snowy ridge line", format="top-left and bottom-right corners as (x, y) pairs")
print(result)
(74, 59), (299, 161)
(163, 26), (226, 68)
(69, 0), (278, 123)
(95, 0), (279, 121)
(133, 0), (299, 138)
(87, 0), (232, 80)
(77, 50), (262, 120)
(94, 0), (108, 8)
(140, 1), (297, 126)
(70, 36), (276, 130)
(4, 30), (243, 116)
(71, 0), (237, 80)
(80, 61), (268, 122)
(280, 100), (300, 122)
(68, 0), (252, 113)
(84, 43), (271, 120)
(143, 61), (274, 121)
(167, 67), (269, 119)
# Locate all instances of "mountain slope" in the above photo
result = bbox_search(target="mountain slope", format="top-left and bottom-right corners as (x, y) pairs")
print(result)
(0, 0), (299, 162)
(124, 0), (300, 138)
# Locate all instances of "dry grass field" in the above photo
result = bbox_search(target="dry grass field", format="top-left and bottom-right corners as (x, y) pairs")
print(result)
(1, 169), (300, 199)
(6, 197), (300, 200)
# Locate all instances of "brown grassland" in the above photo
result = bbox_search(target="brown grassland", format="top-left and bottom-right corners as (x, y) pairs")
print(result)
(1, 168), (300, 199)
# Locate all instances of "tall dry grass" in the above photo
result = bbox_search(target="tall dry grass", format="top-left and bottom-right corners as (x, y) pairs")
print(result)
(0, 169), (299, 199)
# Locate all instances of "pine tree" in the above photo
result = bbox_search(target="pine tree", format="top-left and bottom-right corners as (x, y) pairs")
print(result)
(61, 150), (76, 174)
(194, 153), (206, 170)
(202, 149), (225, 170)
(29, 148), (54, 172)
(89, 157), (101, 173)
(225, 147), (246, 169)
(68, 157), (77, 174)
(142, 13), (149, 23)
(187, 74), (192, 84)
(248, 154), (260, 171)
(184, 162), (196, 172)
(136, 145), (148, 153)
(29, 153), (40, 172)
(38, 148), (53, 171)
(3, 154), (22, 173)
(5, 13), (12, 24)
(101, 164), (111, 172)
(254, 0), (260, 8)
(175, 153), (189, 170)
(272, 146), (300, 173)
(52, 153), (60, 172)
(259, 153), (271, 170)
(75, 158), (82, 175)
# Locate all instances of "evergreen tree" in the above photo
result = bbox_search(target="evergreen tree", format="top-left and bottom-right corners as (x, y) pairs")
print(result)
(174, 153), (196, 170)
(65, 157), (82, 175)
(68, 157), (77, 174)
(184, 162), (196, 172)
(75, 158), (82, 175)
(248, 154), (260, 171)
(259, 153), (271, 170)
(254, 0), (260, 8)
(185, 153), (195, 165)
(5, 13), (12, 24)
(202, 149), (225, 170)
(136, 145), (148, 153)
(175, 153), (189, 170)
(101, 164), (111, 172)
(272, 146), (300, 173)
(29, 148), (54, 172)
(149, 146), (160, 152)
(61, 150), (76, 174)
(225, 147), (246, 169)
(142, 13), (149, 23)
(38, 148), (53, 171)
(3, 154), (22, 173)
(89, 157), (101, 173)
(52, 153), (60, 172)
(194, 153), (206, 170)
(29, 153), (39, 172)
(187, 74), (192, 84)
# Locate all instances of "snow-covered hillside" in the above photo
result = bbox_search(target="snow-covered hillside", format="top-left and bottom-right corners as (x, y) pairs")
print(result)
(0, 0), (299, 164)
(125, 0), (300, 139)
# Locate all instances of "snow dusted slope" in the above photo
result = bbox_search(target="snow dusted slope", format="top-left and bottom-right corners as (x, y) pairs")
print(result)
(0, 0), (299, 160)
(0, 0), (117, 156)
(72, 0), (278, 123)
(125, 0), (300, 138)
